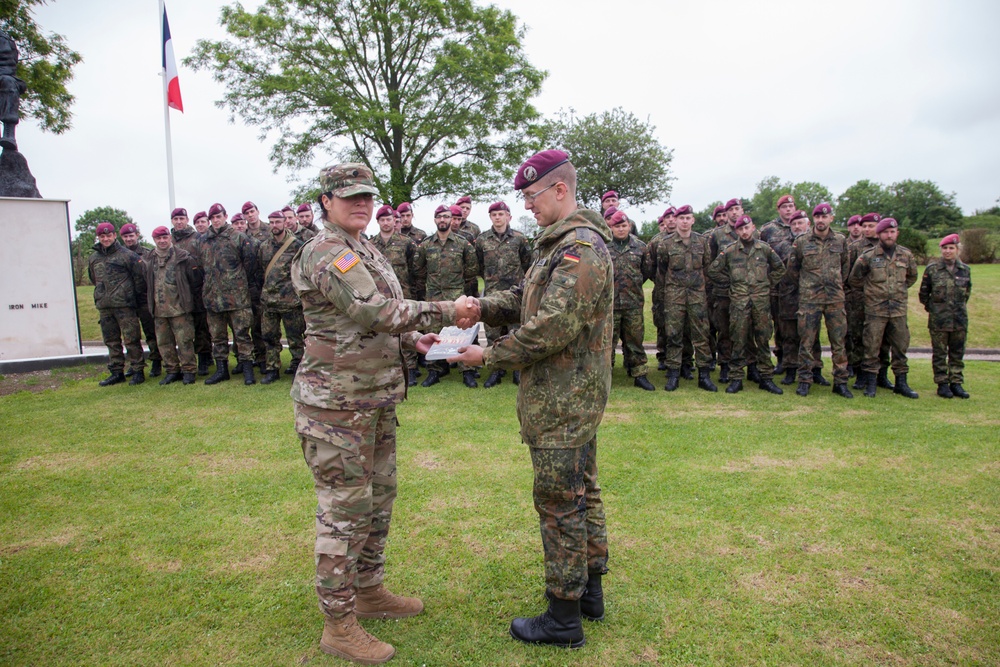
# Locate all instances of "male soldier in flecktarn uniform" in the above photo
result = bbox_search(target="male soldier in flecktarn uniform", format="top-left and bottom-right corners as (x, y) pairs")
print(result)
(200, 202), (262, 386)
(655, 205), (717, 392)
(414, 204), (479, 387)
(143, 226), (201, 385)
(455, 196), (482, 241)
(708, 215), (786, 394)
(475, 200), (533, 388)
(88, 222), (147, 386)
(170, 208), (212, 374)
(643, 207), (676, 372)
(849, 217), (919, 399)
(192, 210), (210, 236)
(919, 234), (972, 399)
(297, 202), (320, 233)
(396, 202), (427, 246)
(605, 207), (655, 391)
(842, 214), (863, 371)
(256, 211), (306, 384)
(233, 210), (267, 373)
(242, 201), (271, 243)
(848, 212), (893, 390)
(371, 204), (421, 386)
(119, 222), (162, 377)
(705, 204), (728, 367)
(600, 189), (619, 214)
(771, 210), (823, 387)
(759, 194), (797, 373)
(786, 204), (853, 398)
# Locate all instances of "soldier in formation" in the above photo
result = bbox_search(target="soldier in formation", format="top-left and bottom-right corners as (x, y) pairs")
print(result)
(759, 194), (797, 373)
(605, 207), (655, 390)
(257, 211), (306, 384)
(919, 234), (972, 398)
(371, 204), (420, 385)
(170, 208), (213, 374)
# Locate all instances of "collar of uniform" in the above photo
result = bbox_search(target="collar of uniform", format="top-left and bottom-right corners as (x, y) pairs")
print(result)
(323, 220), (373, 257)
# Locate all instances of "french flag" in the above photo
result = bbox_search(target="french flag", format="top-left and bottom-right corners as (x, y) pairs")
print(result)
(162, 4), (183, 112)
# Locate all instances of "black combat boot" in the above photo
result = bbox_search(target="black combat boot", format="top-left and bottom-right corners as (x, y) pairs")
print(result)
(285, 361), (299, 376)
(852, 372), (865, 390)
(243, 363), (256, 385)
(197, 352), (211, 376)
(159, 372), (182, 386)
(129, 370), (145, 386)
(812, 369), (831, 386)
(664, 370), (680, 392)
(205, 360), (230, 385)
(747, 363), (762, 383)
(876, 367), (894, 390)
(149, 359), (162, 377)
(781, 366), (797, 385)
(697, 368), (718, 392)
(512, 370), (520, 385)
(893, 373), (917, 399)
(634, 376), (655, 391)
(937, 383), (954, 399)
(580, 574), (605, 622)
(421, 370), (441, 387)
(407, 368), (419, 387)
(509, 596), (585, 648)
(796, 382), (810, 397)
(863, 371), (877, 398)
(725, 379), (743, 394)
(950, 383), (969, 399)
(260, 369), (280, 385)
(98, 370), (126, 386)
(181, 373), (196, 385)
(462, 370), (477, 388)
(832, 383), (854, 399)
(483, 369), (504, 388)
(125, 368), (135, 377)
(758, 378), (783, 395)
(774, 359), (784, 375)
(718, 363), (730, 383)
(847, 364), (855, 378)
(657, 360), (667, 371)
(680, 363), (693, 380)
(233, 360), (244, 374)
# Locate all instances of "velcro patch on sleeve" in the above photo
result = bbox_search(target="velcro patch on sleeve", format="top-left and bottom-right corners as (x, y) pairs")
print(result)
(333, 250), (360, 273)
(563, 251), (581, 264)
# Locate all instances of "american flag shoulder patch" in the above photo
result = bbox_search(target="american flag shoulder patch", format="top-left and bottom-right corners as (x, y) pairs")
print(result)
(333, 250), (360, 273)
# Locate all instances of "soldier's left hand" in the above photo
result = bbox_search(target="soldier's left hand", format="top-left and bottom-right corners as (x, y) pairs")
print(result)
(416, 333), (442, 355)
(447, 345), (484, 367)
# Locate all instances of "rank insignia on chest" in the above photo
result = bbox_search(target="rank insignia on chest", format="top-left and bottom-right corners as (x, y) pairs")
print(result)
(872, 258), (885, 267)
(334, 250), (360, 273)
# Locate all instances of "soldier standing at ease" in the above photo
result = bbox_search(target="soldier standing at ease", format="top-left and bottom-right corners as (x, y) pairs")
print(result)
(396, 202), (427, 247)
(848, 217), (919, 398)
(760, 194), (797, 373)
(842, 215), (863, 371)
(143, 226), (201, 385)
(243, 201), (271, 243)
(606, 208), (654, 390)
(170, 208), (212, 374)
(771, 210), (822, 386)
(919, 234), (972, 399)
(193, 210), (210, 236)
(786, 203), (852, 398)
(455, 196), (481, 241)
(708, 215), (785, 394)
(297, 203), (319, 233)
(848, 212), (893, 390)
(256, 211), (306, 384)
(88, 222), (147, 386)
(119, 222), (162, 378)
(475, 201), (532, 388)
(371, 204), (420, 386)
(232, 211), (267, 373)
(600, 190), (619, 213)
(643, 207), (676, 372)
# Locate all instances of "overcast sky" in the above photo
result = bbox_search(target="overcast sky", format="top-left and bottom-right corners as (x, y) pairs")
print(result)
(20, 0), (1000, 238)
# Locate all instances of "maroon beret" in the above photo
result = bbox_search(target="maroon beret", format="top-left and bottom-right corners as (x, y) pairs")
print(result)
(777, 194), (795, 208)
(860, 212), (881, 224)
(267, 210), (284, 220)
(939, 233), (960, 247)
(663, 207), (677, 217)
(813, 202), (832, 216)
(449, 205), (463, 217)
(847, 215), (862, 227)
(297, 203), (311, 214)
(96, 222), (116, 235)
(231, 213), (244, 223)
(434, 205), (450, 216)
(376, 205), (394, 219)
(397, 202), (412, 213)
(610, 210), (628, 225)
(674, 205), (693, 216)
(488, 201), (510, 213)
(602, 205), (618, 220)
(732, 215), (753, 229)
(152, 226), (170, 238)
(724, 198), (742, 211)
(601, 190), (618, 202)
(193, 211), (208, 222)
(788, 210), (809, 224)
(119, 223), (137, 235)
(208, 203), (226, 217)
(281, 205), (293, 213)
(393, 210), (400, 218)
(514, 149), (570, 190)
(456, 196), (472, 205)
(713, 205), (726, 217)
(241, 201), (256, 214)
(171, 207), (187, 218)
(875, 218), (898, 234)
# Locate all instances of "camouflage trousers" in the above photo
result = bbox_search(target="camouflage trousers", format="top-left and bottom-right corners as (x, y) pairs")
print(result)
(295, 402), (399, 619)
(706, 291), (718, 363)
(261, 307), (305, 372)
(770, 293), (783, 361)
(154, 313), (196, 374)
(862, 314), (909, 375)
(652, 300), (667, 364)
(192, 310), (212, 355)
(612, 308), (648, 377)
(729, 296), (774, 380)
(848, 296), (890, 369)
(529, 437), (609, 600)
(249, 298), (267, 365)
(797, 303), (848, 384)
(930, 328), (966, 384)
(207, 308), (253, 362)
(98, 307), (144, 373)
(664, 297), (712, 370)
(136, 305), (161, 363)
(779, 316), (822, 372)
(711, 294), (756, 364)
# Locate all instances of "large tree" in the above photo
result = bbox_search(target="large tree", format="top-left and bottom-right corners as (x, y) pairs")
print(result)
(835, 179), (891, 225)
(0, 0), (82, 133)
(543, 107), (673, 210)
(187, 0), (546, 204)
(886, 179), (963, 234)
(71, 206), (135, 285)
(748, 176), (832, 224)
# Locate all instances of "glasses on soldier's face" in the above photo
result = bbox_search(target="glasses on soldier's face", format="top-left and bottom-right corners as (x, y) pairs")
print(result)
(518, 182), (556, 204)
(434, 214), (451, 220)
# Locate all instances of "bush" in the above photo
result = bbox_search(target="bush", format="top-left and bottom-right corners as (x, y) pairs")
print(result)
(959, 228), (998, 264)
(897, 227), (928, 264)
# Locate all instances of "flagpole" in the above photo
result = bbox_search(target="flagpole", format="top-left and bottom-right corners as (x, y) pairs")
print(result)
(160, 0), (176, 210)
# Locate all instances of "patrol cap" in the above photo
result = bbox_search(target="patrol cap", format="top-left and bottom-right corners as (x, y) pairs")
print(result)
(231, 213), (244, 223)
(152, 226), (170, 238)
(610, 210), (628, 225)
(449, 205), (463, 218)
(488, 201), (510, 213)
(120, 223), (138, 235)
(732, 215), (753, 229)
(319, 162), (380, 198)
(513, 149), (570, 190)
(601, 190), (618, 202)
(376, 204), (394, 219)
(788, 210), (809, 224)
(777, 194), (795, 208)
(813, 202), (832, 216)
(860, 212), (881, 224)
(939, 233), (960, 247)
(208, 203), (226, 217)
(397, 202), (412, 213)
(724, 198), (742, 211)
(241, 201), (256, 214)
(267, 210), (284, 220)
(456, 196), (472, 205)
(674, 205), (694, 216)
(297, 203), (311, 214)
(96, 222), (115, 235)
(171, 207), (187, 218)
(193, 211), (208, 222)
(434, 205), (451, 216)
(847, 215), (862, 227)
(875, 218), (898, 234)
(602, 205), (618, 220)
(713, 205), (726, 217)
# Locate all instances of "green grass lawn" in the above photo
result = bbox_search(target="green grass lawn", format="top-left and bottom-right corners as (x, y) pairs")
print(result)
(1, 354), (998, 666)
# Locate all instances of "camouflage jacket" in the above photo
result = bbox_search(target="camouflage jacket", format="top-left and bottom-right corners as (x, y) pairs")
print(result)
(608, 234), (648, 310)
(142, 246), (201, 318)
(295, 226), (317, 243)
(400, 225), (427, 244)
(371, 232), (418, 299)
(88, 242), (147, 310)
(475, 225), (533, 295)
(258, 232), (305, 311)
(848, 243), (918, 317)
(123, 242), (150, 259)
(786, 230), (850, 305)
(200, 223), (260, 312)
(479, 209), (613, 450)
(414, 232), (478, 300)
(759, 219), (793, 250)
(458, 219), (481, 240)
(169, 227), (206, 311)
(655, 232), (712, 304)
(769, 233), (799, 302)
(707, 238), (786, 299)
(290, 221), (456, 411)
(918, 259), (972, 331)
(708, 223), (759, 296)
(846, 236), (877, 300)
(247, 223), (271, 243)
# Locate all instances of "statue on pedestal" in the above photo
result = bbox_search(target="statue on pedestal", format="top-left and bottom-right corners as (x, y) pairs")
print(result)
(0, 31), (27, 152)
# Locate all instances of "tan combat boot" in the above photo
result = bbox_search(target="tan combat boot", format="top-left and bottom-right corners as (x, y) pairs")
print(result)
(355, 584), (424, 619)
(320, 614), (395, 665)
